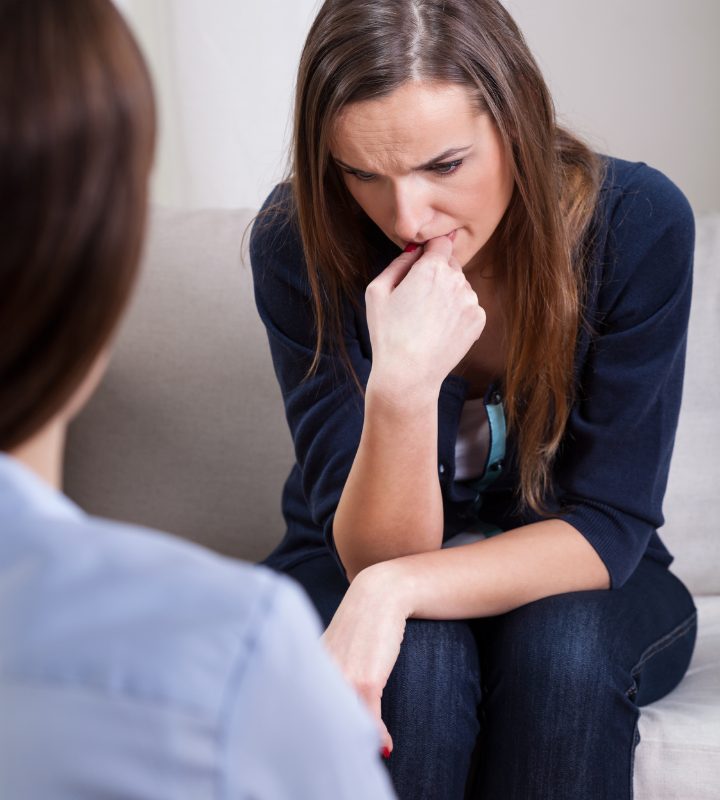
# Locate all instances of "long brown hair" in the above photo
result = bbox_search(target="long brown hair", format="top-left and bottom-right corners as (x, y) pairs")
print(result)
(0, 0), (156, 451)
(290, 0), (605, 514)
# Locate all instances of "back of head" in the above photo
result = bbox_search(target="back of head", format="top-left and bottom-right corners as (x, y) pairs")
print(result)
(0, 0), (155, 451)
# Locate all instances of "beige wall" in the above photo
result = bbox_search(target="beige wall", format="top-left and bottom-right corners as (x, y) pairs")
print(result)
(505, 0), (720, 213)
(119, 1), (720, 213)
(116, 0), (319, 210)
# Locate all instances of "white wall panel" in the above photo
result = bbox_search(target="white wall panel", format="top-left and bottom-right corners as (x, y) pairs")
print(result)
(120, 1), (719, 213)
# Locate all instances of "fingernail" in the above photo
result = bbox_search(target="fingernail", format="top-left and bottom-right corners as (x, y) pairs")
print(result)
(381, 746), (391, 759)
(403, 243), (419, 253)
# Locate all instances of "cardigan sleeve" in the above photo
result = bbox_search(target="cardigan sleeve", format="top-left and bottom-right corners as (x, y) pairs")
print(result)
(249, 184), (370, 566)
(552, 164), (695, 589)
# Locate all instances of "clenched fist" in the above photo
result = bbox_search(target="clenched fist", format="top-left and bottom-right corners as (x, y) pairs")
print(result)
(365, 234), (486, 402)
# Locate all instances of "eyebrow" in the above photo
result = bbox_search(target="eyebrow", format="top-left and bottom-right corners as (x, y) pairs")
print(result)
(333, 145), (473, 175)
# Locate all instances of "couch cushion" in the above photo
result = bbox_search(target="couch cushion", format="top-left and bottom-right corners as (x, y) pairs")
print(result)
(635, 595), (720, 799)
(65, 207), (294, 562)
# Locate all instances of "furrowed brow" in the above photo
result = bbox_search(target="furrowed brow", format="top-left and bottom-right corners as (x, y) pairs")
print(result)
(414, 145), (472, 170)
(333, 157), (370, 173)
(333, 145), (473, 175)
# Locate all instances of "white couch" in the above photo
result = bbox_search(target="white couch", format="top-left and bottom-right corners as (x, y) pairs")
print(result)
(65, 207), (720, 799)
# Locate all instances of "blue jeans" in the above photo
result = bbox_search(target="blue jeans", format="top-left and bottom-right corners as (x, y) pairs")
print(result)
(286, 553), (697, 800)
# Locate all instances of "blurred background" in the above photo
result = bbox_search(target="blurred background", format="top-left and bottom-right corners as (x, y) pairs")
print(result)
(114, 0), (720, 214)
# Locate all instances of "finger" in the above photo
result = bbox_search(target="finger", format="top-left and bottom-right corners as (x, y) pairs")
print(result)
(448, 255), (463, 272)
(359, 687), (394, 755)
(372, 695), (394, 756)
(422, 234), (453, 261)
(369, 244), (424, 292)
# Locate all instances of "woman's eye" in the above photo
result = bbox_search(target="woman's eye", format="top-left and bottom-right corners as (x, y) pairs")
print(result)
(351, 170), (376, 182)
(431, 159), (463, 176)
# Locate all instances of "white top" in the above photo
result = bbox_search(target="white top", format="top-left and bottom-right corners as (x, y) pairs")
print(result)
(453, 397), (490, 482)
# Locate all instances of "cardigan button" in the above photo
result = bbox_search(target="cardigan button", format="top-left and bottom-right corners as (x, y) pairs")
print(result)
(438, 463), (446, 475)
(491, 391), (503, 405)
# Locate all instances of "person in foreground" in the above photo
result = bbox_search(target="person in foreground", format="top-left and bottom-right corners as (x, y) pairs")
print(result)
(250, 1), (699, 797)
(0, 2), (397, 798)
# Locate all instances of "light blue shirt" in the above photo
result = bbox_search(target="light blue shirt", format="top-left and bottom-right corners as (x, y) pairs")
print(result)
(0, 454), (395, 799)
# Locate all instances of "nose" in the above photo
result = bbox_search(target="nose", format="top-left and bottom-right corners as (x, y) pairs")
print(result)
(391, 179), (432, 244)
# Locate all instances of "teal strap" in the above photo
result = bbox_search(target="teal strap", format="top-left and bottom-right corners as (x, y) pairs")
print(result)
(458, 393), (506, 539)
(471, 394), (506, 494)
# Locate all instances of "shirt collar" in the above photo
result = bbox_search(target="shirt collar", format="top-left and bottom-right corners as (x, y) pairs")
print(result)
(0, 453), (84, 523)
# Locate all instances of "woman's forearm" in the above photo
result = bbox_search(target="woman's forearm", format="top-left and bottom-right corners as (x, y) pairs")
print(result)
(354, 519), (611, 620)
(333, 373), (445, 580)
(332, 236), (486, 580)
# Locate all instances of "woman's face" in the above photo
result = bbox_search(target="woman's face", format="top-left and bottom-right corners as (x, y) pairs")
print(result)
(331, 81), (514, 273)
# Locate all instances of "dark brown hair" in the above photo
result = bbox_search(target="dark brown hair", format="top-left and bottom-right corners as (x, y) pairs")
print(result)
(289, 0), (605, 513)
(0, 0), (156, 451)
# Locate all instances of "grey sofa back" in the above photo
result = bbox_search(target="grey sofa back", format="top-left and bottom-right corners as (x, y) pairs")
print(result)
(65, 208), (720, 593)
(65, 208), (292, 564)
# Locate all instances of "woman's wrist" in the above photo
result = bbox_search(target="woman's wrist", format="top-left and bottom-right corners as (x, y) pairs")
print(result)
(366, 369), (440, 415)
(352, 558), (419, 621)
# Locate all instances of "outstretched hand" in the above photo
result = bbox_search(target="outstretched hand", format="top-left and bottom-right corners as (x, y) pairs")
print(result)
(321, 567), (409, 758)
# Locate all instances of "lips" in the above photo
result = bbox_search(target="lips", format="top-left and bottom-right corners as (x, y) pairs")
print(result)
(402, 229), (457, 249)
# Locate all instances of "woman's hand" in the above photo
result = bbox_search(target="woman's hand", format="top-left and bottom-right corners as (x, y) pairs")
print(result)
(365, 235), (486, 403)
(321, 563), (412, 757)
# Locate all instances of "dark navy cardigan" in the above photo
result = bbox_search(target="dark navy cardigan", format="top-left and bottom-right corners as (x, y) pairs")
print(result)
(250, 157), (695, 589)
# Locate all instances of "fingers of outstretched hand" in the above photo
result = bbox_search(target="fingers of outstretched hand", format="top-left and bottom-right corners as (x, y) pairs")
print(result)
(328, 664), (393, 756)
(320, 631), (395, 756)
(368, 691), (393, 756)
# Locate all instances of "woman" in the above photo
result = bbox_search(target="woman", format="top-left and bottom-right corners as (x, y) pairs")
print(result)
(0, 1), (396, 797)
(250, 1), (698, 798)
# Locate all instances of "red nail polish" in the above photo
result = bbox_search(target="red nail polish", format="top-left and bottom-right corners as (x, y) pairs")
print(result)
(403, 243), (418, 253)
(381, 746), (391, 759)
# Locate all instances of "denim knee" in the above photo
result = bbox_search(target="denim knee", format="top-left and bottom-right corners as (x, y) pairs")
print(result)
(383, 620), (481, 743)
(471, 564), (698, 800)
(472, 594), (639, 800)
(382, 619), (483, 799)
(480, 592), (623, 700)
(392, 618), (481, 695)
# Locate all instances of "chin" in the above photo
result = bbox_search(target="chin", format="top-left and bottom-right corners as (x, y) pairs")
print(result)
(460, 243), (486, 271)
(456, 242), (476, 263)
